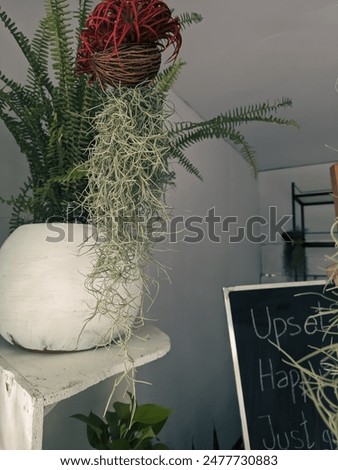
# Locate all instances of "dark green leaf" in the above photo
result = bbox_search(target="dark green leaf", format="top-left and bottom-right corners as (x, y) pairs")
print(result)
(178, 12), (203, 30)
(153, 443), (170, 450)
(113, 401), (132, 421)
(72, 412), (107, 432)
(105, 411), (121, 441)
(135, 426), (156, 443)
(108, 439), (131, 450)
(133, 404), (174, 425)
(151, 418), (170, 436)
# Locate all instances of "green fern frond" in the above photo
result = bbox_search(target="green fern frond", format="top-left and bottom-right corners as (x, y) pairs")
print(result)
(0, 72), (34, 104)
(6, 179), (34, 231)
(221, 98), (299, 127)
(43, 0), (98, 175)
(173, 99), (298, 136)
(0, 10), (54, 95)
(225, 131), (257, 176)
(49, 165), (88, 184)
(169, 146), (203, 180)
(171, 124), (257, 176)
(0, 73), (45, 137)
(0, 108), (34, 157)
(44, 0), (75, 102)
(171, 122), (252, 172)
(75, 0), (94, 45)
(155, 60), (186, 94)
(26, 15), (52, 115)
(69, 82), (104, 165)
(178, 12), (203, 29)
(0, 83), (41, 121)
(0, 91), (47, 175)
(170, 98), (298, 176)
(0, 3), (104, 227)
(0, 195), (16, 206)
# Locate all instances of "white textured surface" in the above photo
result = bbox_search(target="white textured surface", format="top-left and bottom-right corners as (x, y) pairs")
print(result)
(0, 325), (170, 406)
(0, 325), (170, 449)
(0, 364), (44, 449)
(0, 223), (142, 351)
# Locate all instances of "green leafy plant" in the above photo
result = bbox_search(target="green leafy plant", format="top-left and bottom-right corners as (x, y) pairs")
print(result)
(73, 394), (173, 449)
(0, 0), (104, 231)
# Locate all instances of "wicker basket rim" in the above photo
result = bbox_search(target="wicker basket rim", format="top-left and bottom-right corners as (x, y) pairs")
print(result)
(92, 43), (163, 57)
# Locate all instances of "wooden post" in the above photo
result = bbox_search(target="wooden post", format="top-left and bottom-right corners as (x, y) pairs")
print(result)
(329, 164), (338, 284)
(330, 163), (338, 218)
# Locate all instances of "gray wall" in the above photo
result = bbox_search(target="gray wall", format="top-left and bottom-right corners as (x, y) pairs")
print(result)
(0, 0), (33, 245)
(0, 1), (261, 449)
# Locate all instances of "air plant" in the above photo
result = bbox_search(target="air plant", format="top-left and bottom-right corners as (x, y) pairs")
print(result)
(278, 221), (338, 448)
(76, 0), (182, 86)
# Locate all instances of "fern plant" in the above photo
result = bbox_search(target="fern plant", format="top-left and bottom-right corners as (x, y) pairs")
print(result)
(0, 2), (297, 232)
(170, 95), (297, 179)
(0, 0), (104, 231)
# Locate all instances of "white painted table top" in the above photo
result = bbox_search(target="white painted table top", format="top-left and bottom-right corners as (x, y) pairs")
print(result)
(0, 325), (170, 406)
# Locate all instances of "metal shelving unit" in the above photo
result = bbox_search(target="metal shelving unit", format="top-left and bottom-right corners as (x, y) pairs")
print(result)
(291, 182), (334, 247)
(260, 183), (335, 283)
(286, 182), (335, 280)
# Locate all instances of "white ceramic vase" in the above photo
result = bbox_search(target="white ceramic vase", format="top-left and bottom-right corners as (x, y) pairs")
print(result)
(0, 223), (142, 351)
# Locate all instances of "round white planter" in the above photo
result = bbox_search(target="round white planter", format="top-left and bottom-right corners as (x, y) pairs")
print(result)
(0, 223), (142, 351)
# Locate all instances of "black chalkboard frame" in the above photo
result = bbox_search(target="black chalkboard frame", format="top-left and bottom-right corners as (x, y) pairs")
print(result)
(223, 279), (327, 450)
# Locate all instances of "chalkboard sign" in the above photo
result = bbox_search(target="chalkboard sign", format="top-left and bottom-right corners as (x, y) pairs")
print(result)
(223, 280), (336, 450)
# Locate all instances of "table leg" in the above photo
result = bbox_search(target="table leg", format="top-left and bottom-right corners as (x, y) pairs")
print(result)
(0, 366), (44, 449)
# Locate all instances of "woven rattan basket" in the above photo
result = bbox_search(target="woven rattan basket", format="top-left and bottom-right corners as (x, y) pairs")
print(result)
(90, 43), (162, 87)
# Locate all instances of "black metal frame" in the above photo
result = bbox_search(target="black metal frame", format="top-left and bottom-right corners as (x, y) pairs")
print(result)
(291, 182), (334, 247)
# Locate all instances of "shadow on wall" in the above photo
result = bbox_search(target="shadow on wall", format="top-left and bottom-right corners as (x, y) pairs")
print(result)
(282, 230), (307, 281)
